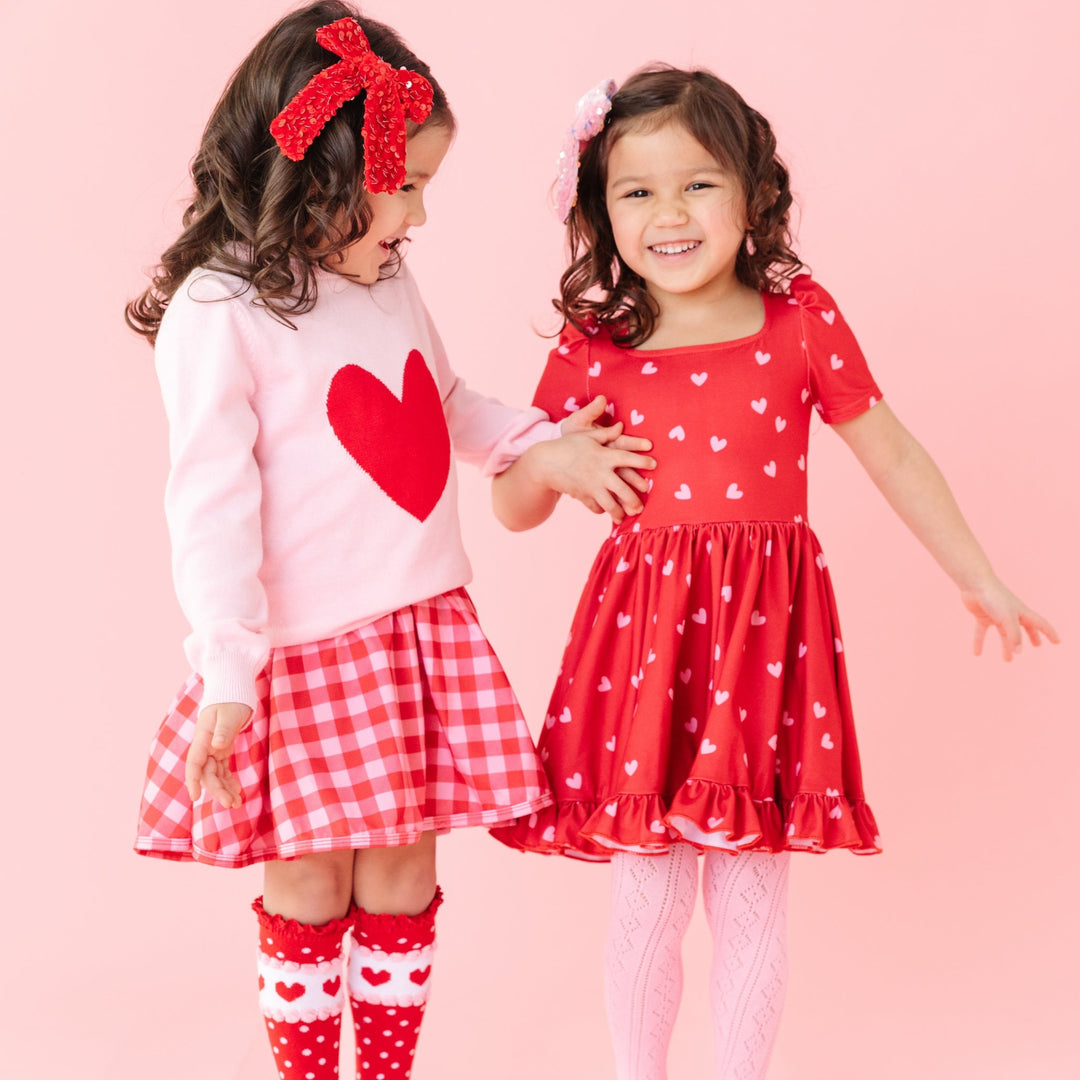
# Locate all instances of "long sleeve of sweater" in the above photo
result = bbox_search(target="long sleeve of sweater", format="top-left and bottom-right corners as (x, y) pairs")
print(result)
(156, 274), (270, 709)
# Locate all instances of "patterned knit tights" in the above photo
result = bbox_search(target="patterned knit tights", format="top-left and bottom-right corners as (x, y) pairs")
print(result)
(604, 846), (790, 1080)
(605, 844), (699, 1080)
(703, 851), (790, 1080)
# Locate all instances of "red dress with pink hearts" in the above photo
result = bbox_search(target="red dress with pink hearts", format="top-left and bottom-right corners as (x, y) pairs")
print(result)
(492, 276), (883, 860)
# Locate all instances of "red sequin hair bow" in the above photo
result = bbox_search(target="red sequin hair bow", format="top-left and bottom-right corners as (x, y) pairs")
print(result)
(269, 17), (434, 193)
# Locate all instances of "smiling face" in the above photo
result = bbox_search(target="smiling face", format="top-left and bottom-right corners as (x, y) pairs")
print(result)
(605, 121), (748, 312)
(331, 122), (454, 283)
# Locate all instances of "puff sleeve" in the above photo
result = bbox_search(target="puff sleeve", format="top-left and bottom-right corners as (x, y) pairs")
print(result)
(531, 323), (592, 419)
(790, 275), (882, 424)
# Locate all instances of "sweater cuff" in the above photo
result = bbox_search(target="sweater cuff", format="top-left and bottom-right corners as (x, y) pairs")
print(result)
(189, 642), (268, 712)
(483, 412), (561, 477)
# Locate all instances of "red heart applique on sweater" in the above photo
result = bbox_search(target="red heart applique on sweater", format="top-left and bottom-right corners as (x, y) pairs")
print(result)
(323, 976), (341, 996)
(327, 350), (450, 522)
(409, 966), (431, 985)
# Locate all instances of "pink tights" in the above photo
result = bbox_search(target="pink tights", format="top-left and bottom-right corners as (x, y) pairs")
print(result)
(604, 844), (790, 1080)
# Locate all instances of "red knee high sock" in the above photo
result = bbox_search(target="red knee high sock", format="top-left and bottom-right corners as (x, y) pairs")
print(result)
(348, 888), (443, 1080)
(254, 897), (355, 1080)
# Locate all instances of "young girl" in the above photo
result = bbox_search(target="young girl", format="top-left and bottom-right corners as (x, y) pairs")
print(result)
(127, 6), (652, 1079)
(491, 68), (1058, 1079)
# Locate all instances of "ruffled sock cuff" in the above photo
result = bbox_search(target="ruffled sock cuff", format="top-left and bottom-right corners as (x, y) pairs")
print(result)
(252, 895), (356, 963)
(351, 885), (444, 952)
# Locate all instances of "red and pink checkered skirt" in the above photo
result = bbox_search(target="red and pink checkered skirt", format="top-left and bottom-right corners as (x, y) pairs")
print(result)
(135, 589), (551, 868)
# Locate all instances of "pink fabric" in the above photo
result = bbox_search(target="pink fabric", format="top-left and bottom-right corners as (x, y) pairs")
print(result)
(602, 847), (790, 1080)
(604, 845), (699, 1080)
(135, 590), (552, 867)
(155, 264), (559, 710)
(702, 852), (790, 1080)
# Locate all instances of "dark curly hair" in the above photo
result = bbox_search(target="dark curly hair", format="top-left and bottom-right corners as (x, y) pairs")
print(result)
(557, 66), (804, 346)
(125, 1), (453, 344)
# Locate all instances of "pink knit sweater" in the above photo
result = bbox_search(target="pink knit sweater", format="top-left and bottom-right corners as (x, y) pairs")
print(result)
(156, 265), (558, 710)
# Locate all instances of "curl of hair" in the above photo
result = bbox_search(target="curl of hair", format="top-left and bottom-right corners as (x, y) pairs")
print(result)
(556, 66), (804, 347)
(125, 1), (453, 344)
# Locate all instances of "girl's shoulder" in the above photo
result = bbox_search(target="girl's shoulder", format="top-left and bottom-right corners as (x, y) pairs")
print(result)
(160, 265), (254, 331)
(553, 316), (598, 355)
(783, 274), (844, 318)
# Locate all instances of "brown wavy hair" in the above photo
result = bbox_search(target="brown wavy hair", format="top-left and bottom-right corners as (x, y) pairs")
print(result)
(125, 1), (453, 344)
(557, 66), (804, 346)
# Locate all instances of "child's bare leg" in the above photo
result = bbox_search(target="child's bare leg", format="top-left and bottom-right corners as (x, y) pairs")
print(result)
(256, 851), (357, 1080)
(264, 848), (356, 921)
(349, 832), (441, 1080)
(352, 830), (437, 913)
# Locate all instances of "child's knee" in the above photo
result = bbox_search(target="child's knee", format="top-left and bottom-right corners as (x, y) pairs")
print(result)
(354, 832), (437, 914)
(262, 849), (355, 923)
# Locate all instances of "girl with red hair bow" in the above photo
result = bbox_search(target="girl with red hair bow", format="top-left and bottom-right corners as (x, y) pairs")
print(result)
(126, 5), (654, 1078)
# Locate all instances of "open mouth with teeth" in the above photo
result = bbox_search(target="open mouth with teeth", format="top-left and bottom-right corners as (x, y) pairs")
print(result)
(649, 241), (701, 256)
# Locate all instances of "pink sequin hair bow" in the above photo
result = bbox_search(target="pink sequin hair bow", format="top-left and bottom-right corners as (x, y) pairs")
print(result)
(553, 78), (617, 223)
(269, 17), (434, 193)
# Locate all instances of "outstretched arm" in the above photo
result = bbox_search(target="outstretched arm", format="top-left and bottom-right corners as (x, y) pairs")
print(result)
(832, 402), (1059, 660)
(493, 396), (656, 531)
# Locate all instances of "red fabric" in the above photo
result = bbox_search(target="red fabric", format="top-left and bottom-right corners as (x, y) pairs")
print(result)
(354, 1003), (426, 1080)
(255, 900), (351, 1080)
(327, 349), (451, 522)
(352, 888), (442, 953)
(349, 896), (442, 1080)
(269, 17), (433, 191)
(135, 590), (551, 867)
(491, 278), (882, 859)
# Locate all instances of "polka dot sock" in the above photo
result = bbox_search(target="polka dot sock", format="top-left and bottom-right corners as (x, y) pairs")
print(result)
(254, 896), (355, 1080)
(348, 887), (443, 1080)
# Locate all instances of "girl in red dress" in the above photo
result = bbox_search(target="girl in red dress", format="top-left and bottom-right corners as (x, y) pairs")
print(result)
(490, 67), (1057, 1080)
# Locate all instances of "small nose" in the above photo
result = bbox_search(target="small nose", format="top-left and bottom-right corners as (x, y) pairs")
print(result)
(406, 192), (427, 228)
(653, 193), (689, 225)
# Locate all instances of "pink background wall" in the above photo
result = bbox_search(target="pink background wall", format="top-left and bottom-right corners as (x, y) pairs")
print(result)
(2, 1), (1076, 1077)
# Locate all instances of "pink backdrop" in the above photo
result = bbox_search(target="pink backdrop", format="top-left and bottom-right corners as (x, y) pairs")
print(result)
(2, 1), (1076, 1077)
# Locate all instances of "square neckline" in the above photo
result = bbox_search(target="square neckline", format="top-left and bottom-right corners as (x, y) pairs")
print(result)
(628, 289), (776, 355)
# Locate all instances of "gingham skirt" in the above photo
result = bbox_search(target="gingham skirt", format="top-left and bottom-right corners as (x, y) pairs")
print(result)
(135, 589), (552, 867)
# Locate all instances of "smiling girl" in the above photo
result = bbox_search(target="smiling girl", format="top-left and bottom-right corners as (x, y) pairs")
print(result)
(492, 66), (1057, 1080)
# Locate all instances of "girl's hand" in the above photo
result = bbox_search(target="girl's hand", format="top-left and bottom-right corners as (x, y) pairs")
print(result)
(551, 396), (656, 521)
(185, 702), (252, 809)
(960, 578), (1060, 661)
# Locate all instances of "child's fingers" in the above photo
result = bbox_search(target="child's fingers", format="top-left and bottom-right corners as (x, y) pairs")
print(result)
(617, 466), (651, 494)
(209, 702), (253, 750)
(607, 476), (644, 516)
(607, 434), (653, 453)
(615, 450), (657, 473)
(184, 722), (214, 801)
(591, 487), (623, 522)
(1021, 610), (1060, 646)
(561, 395), (607, 432)
(995, 617), (1020, 661)
(205, 757), (243, 809)
(584, 421), (625, 445)
(972, 618), (988, 657)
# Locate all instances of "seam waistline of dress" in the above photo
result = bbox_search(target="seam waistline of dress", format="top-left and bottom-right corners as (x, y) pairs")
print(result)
(611, 518), (814, 538)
